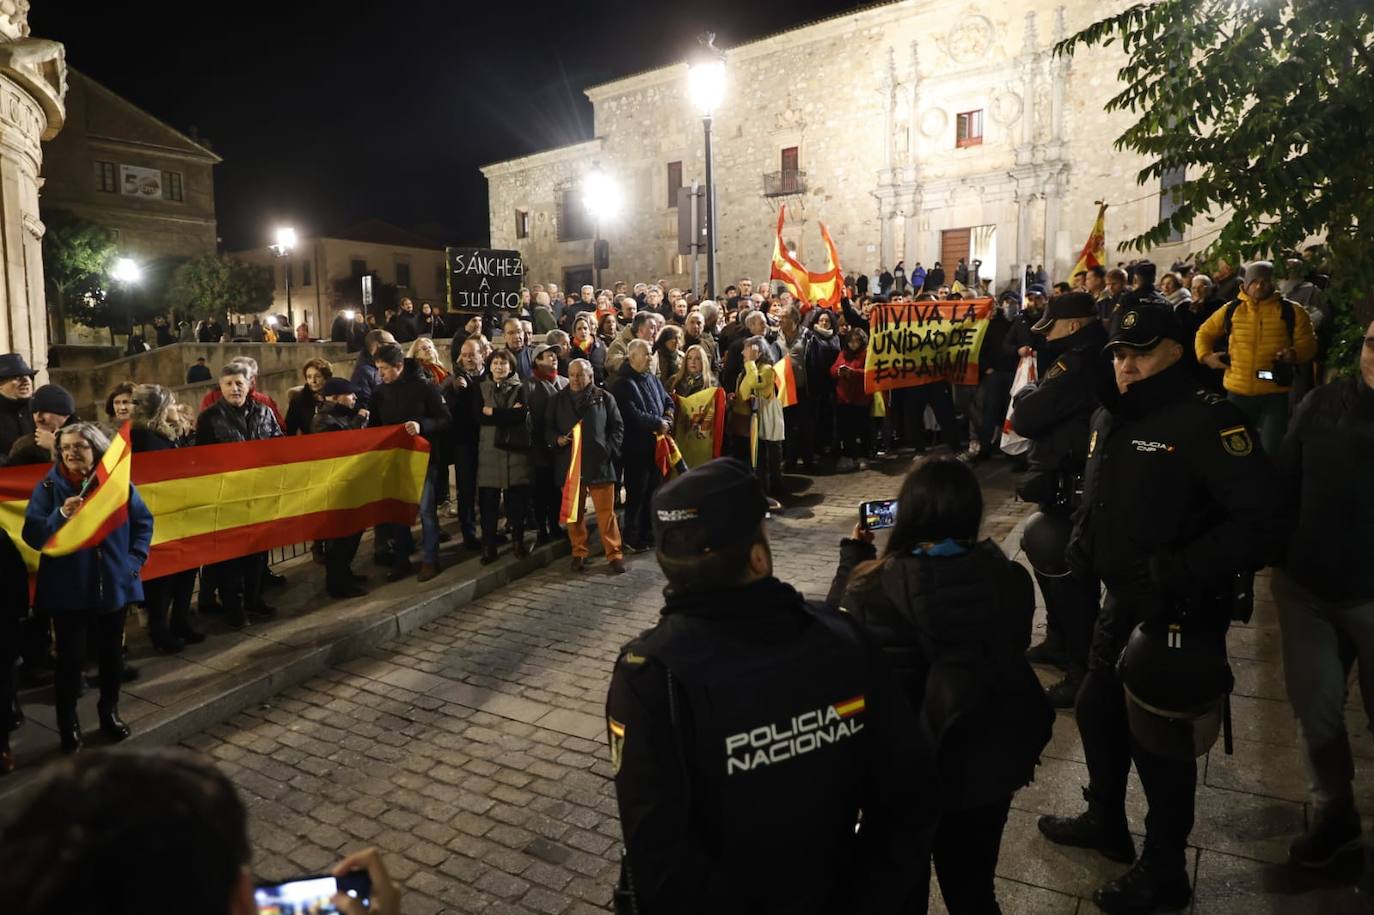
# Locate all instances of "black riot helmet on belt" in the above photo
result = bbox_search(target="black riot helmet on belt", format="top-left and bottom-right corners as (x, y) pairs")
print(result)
(1021, 510), (1074, 577)
(1117, 621), (1233, 761)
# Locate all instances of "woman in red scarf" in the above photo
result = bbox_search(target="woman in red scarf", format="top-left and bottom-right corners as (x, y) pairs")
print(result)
(408, 336), (449, 385)
(570, 314), (608, 385)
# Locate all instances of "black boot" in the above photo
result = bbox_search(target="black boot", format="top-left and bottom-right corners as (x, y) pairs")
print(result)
(1038, 787), (1136, 864)
(98, 703), (131, 743)
(1026, 630), (1068, 668)
(169, 610), (206, 645)
(1092, 851), (1191, 914)
(148, 609), (185, 654)
(57, 708), (83, 754)
(1289, 800), (1363, 870)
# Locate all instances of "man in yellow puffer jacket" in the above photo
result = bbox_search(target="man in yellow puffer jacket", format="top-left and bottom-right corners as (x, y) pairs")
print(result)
(1195, 260), (1316, 456)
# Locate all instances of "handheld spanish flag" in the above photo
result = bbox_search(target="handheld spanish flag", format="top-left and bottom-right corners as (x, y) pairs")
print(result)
(1070, 202), (1108, 281)
(44, 421), (132, 557)
(769, 205), (811, 302)
(558, 421), (584, 525)
(805, 222), (844, 310)
(654, 433), (688, 479)
(774, 354), (799, 408)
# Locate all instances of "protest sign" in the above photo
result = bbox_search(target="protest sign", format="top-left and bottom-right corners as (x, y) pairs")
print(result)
(863, 297), (994, 393)
(446, 247), (524, 310)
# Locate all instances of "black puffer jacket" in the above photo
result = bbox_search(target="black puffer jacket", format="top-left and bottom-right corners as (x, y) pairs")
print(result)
(1280, 376), (1374, 600)
(0, 393), (33, 462)
(311, 402), (367, 434)
(828, 539), (1052, 810)
(369, 359), (450, 440)
(195, 397), (283, 444)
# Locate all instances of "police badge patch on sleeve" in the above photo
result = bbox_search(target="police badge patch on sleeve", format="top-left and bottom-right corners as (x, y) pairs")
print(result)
(608, 717), (625, 774)
(1219, 425), (1253, 457)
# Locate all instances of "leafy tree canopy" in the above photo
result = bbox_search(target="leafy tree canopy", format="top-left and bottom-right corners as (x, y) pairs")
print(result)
(1057, 0), (1374, 365)
(41, 209), (118, 337)
(167, 254), (273, 322)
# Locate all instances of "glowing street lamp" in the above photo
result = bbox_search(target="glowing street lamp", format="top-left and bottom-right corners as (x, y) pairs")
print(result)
(270, 226), (298, 330)
(688, 34), (726, 297)
(112, 257), (142, 284)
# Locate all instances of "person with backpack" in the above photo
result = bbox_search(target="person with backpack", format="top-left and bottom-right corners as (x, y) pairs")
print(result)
(827, 456), (1052, 914)
(1195, 260), (1317, 456)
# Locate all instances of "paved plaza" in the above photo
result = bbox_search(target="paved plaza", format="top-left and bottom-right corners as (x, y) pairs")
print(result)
(43, 459), (1374, 913)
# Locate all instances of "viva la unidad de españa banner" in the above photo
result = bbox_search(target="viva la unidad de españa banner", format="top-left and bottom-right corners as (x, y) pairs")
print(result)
(863, 298), (995, 394)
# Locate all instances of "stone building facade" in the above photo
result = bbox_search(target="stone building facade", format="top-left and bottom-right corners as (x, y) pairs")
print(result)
(41, 69), (220, 266)
(232, 220), (447, 336)
(0, 2), (65, 377)
(482, 0), (1198, 296)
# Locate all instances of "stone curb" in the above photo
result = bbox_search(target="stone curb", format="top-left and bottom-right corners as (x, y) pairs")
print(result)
(0, 538), (571, 809)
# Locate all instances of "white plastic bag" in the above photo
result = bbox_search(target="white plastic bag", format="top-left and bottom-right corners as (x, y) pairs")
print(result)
(999, 354), (1038, 456)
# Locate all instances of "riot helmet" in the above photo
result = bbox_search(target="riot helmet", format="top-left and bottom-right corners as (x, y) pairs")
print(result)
(1118, 621), (1233, 761)
(1021, 510), (1074, 578)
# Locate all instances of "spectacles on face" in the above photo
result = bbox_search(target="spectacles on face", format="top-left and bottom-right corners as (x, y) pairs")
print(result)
(60, 442), (93, 454)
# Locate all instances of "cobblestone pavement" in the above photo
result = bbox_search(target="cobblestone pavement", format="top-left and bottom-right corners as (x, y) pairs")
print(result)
(178, 457), (1370, 914)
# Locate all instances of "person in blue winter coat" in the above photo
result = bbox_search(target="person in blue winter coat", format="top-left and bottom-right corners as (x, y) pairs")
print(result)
(22, 421), (153, 755)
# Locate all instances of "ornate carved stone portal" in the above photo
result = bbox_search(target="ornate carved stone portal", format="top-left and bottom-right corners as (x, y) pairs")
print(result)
(0, 5), (64, 377)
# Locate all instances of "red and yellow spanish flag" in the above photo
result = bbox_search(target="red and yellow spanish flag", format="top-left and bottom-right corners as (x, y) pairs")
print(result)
(805, 222), (844, 310)
(1070, 202), (1108, 281)
(45, 421), (133, 557)
(672, 387), (726, 469)
(558, 421), (584, 525)
(769, 205), (811, 302)
(654, 433), (688, 479)
(773, 354), (799, 408)
(0, 425), (429, 580)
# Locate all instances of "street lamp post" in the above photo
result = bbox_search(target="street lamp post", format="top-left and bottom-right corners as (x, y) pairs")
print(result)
(111, 257), (142, 351)
(688, 34), (726, 298)
(583, 164), (620, 292)
(270, 226), (298, 331)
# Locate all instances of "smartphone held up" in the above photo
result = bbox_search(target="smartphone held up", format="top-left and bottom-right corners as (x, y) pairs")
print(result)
(859, 499), (898, 532)
(255, 872), (371, 914)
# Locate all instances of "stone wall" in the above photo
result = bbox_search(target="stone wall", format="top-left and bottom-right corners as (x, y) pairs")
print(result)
(485, 0), (1202, 295)
(49, 342), (353, 419)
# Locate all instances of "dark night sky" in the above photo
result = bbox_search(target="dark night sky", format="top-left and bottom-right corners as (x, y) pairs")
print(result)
(34, 0), (864, 252)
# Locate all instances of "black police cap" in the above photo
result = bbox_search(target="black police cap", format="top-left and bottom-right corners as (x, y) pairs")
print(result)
(1031, 292), (1098, 333)
(652, 457), (769, 556)
(1106, 304), (1188, 351)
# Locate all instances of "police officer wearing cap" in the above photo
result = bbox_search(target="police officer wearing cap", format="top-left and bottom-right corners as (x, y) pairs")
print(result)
(1036, 304), (1286, 913)
(1009, 292), (1108, 708)
(606, 458), (930, 914)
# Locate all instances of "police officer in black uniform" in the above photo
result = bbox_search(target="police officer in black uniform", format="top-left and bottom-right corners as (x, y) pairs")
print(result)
(1036, 305), (1286, 913)
(606, 458), (930, 914)
(1010, 292), (1108, 707)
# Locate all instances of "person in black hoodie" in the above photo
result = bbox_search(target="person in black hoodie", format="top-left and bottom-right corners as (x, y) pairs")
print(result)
(371, 343), (451, 582)
(1272, 320), (1374, 879)
(970, 297), (1018, 460)
(130, 385), (204, 653)
(1009, 293), (1109, 707)
(311, 378), (370, 598)
(828, 456), (1053, 914)
(442, 337), (487, 551)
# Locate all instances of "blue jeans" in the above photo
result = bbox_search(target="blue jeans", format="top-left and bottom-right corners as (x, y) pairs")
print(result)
(383, 459), (442, 566)
(1226, 392), (1288, 458)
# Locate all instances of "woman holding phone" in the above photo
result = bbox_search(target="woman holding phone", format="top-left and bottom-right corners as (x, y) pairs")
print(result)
(827, 456), (1052, 914)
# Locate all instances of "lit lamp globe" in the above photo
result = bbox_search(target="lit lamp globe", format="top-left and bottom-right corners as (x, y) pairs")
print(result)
(112, 257), (142, 284)
(583, 165), (622, 219)
(275, 226), (297, 251)
(687, 46), (726, 115)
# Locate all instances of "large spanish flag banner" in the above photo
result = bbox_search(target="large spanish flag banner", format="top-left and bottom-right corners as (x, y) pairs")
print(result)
(863, 298), (995, 394)
(45, 421), (133, 556)
(1069, 202), (1108, 281)
(0, 426), (428, 580)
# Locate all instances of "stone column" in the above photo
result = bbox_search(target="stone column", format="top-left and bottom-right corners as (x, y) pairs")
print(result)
(0, 8), (67, 380)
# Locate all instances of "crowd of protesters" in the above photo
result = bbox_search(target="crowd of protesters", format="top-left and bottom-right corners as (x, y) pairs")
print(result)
(0, 251), (1370, 911)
